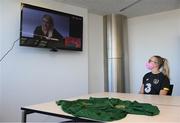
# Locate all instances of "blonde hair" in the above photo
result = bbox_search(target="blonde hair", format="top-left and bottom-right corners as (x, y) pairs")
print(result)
(153, 55), (170, 78)
(42, 14), (54, 27)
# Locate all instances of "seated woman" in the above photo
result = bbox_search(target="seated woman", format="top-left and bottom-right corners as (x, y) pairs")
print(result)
(33, 14), (64, 48)
(140, 55), (170, 95)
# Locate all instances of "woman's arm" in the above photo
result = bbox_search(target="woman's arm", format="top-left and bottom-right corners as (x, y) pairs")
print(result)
(139, 84), (144, 94)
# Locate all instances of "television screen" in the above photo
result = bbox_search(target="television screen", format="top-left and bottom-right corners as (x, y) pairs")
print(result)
(20, 3), (83, 51)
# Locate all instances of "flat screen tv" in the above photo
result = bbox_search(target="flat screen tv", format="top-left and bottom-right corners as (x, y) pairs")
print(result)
(20, 3), (83, 51)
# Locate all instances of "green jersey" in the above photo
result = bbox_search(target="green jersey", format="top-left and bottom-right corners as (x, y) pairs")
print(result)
(56, 97), (160, 122)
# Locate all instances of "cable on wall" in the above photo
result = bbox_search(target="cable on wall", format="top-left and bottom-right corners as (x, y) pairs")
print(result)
(0, 38), (19, 63)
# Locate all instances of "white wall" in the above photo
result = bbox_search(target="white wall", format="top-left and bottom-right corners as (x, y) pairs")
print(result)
(0, 0), (88, 121)
(128, 9), (180, 95)
(0, 1), (2, 120)
(88, 13), (104, 93)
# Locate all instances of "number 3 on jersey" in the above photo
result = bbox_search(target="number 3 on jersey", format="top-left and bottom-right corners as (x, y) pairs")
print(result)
(145, 83), (151, 93)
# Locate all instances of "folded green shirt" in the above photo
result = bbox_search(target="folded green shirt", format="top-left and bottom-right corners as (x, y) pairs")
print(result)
(56, 97), (160, 122)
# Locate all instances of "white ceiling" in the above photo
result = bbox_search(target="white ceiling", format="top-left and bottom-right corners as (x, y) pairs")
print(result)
(54, 0), (180, 18)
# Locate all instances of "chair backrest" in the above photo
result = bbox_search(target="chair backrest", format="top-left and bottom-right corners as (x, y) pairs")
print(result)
(167, 84), (174, 96)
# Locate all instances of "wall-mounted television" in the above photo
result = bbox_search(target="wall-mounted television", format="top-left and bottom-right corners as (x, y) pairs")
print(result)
(20, 3), (83, 51)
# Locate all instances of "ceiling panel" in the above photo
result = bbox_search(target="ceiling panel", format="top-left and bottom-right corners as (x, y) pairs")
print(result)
(55, 0), (180, 18)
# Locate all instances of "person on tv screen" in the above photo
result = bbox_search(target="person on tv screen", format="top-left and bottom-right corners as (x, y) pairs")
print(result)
(33, 14), (64, 47)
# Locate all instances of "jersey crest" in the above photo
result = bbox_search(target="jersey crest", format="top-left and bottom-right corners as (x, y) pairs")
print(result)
(153, 79), (159, 84)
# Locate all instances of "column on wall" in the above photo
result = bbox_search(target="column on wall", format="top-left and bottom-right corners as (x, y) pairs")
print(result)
(103, 14), (130, 92)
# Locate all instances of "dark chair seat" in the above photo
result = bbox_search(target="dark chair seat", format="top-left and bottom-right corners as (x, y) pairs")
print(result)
(167, 84), (174, 96)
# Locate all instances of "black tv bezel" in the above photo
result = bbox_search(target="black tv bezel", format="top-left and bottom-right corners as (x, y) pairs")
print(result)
(20, 3), (83, 51)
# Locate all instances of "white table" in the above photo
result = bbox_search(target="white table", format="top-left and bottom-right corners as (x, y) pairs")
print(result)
(21, 92), (180, 122)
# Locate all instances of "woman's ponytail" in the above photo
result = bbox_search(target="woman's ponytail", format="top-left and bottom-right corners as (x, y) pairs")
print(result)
(154, 55), (170, 78)
(161, 58), (170, 78)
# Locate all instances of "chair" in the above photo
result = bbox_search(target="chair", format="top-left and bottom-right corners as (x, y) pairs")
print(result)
(167, 84), (174, 96)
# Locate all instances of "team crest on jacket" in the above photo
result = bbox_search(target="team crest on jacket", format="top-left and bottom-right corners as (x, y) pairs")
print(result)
(153, 79), (159, 84)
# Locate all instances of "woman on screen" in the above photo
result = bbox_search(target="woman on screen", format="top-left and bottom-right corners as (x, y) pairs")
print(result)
(33, 14), (64, 43)
(139, 55), (170, 95)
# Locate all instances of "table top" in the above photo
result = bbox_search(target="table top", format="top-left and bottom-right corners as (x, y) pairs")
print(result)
(111, 105), (180, 123)
(84, 92), (180, 106)
(21, 92), (180, 122)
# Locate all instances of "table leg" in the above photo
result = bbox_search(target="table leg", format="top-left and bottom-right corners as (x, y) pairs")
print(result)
(21, 110), (27, 123)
